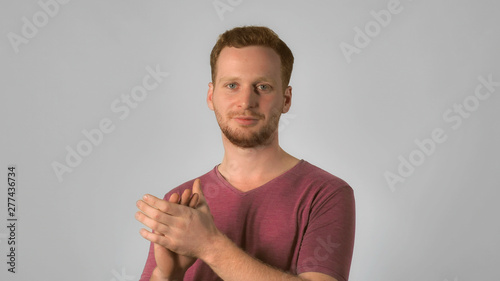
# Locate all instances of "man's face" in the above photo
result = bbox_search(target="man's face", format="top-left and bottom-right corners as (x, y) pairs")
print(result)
(207, 46), (292, 148)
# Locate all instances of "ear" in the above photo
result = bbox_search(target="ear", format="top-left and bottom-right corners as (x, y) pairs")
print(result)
(282, 86), (292, 113)
(207, 82), (215, 111)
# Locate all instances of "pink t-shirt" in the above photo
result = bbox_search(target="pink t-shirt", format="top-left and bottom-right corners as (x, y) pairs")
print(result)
(139, 160), (355, 281)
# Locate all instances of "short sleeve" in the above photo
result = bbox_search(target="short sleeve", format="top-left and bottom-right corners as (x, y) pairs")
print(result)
(296, 184), (355, 281)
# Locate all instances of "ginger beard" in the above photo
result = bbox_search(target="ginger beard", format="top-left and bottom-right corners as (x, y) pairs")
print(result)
(214, 105), (283, 148)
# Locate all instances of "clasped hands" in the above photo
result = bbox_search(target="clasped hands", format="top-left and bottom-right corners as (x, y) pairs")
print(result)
(135, 179), (221, 278)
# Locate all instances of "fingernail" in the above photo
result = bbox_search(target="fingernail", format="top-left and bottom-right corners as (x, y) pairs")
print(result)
(143, 195), (148, 200)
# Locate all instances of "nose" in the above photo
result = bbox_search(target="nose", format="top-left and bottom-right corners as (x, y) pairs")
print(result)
(238, 85), (259, 109)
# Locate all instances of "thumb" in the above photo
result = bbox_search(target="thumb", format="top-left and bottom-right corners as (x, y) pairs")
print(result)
(192, 178), (209, 212)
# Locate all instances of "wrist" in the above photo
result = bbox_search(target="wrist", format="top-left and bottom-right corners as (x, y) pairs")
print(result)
(199, 231), (233, 268)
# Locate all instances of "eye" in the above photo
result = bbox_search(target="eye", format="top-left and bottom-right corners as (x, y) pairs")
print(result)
(226, 83), (237, 89)
(257, 84), (271, 91)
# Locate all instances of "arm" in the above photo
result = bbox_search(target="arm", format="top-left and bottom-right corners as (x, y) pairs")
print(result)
(202, 233), (338, 281)
(137, 179), (339, 281)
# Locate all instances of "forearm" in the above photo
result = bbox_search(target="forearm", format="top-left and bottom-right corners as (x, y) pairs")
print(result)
(201, 234), (305, 281)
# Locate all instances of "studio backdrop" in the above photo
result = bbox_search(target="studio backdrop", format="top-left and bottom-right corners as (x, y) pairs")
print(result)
(1, 0), (499, 280)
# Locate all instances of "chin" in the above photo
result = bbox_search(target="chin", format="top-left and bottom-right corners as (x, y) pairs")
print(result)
(224, 129), (277, 148)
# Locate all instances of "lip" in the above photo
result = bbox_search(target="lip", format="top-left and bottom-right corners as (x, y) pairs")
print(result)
(233, 116), (259, 126)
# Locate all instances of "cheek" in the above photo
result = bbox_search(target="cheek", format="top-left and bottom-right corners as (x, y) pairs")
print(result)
(216, 95), (239, 110)
(212, 96), (232, 114)
(267, 96), (285, 110)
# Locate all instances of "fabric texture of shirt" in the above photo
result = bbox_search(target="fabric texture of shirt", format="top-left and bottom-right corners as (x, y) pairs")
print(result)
(139, 160), (355, 281)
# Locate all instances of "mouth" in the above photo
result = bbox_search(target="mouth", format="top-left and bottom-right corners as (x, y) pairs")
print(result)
(232, 115), (260, 126)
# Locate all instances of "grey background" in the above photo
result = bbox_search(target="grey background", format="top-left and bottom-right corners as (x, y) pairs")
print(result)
(1, 0), (499, 280)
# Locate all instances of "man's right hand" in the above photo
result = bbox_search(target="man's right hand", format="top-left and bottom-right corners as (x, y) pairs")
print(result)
(151, 188), (199, 281)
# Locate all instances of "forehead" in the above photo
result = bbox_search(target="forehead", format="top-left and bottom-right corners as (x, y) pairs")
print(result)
(216, 46), (282, 82)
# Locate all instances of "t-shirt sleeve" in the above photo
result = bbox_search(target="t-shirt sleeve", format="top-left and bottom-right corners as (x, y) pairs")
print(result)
(296, 183), (356, 281)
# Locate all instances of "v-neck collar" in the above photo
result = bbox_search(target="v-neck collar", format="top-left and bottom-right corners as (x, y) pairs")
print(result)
(213, 159), (305, 196)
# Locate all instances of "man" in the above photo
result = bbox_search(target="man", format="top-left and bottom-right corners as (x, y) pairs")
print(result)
(136, 26), (355, 281)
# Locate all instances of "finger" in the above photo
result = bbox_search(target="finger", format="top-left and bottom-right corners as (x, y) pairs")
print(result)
(136, 200), (180, 227)
(169, 192), (180, 203)
(180, 189), (192, 205)
(139, 228), (173, 249)
(141, 194), (181, 216)
(192, 179), (209, 212)
(189, 193), (199, 208)
(135, 210), (170, 235)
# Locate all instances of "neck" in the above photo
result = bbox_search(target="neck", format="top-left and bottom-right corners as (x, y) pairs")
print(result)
(218, 133), (299, 192)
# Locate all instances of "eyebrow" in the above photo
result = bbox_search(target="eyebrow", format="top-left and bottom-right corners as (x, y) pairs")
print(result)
(218, 76), (276, 84)
(218, 77), (240, 84)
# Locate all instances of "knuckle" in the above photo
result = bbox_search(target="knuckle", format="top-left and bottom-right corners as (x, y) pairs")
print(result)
(152, 210), (162, 220)
(159, 203), (170, 214)
(150, 220), (159, 230)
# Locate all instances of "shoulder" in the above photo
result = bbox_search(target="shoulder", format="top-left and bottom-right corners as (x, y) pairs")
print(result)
(292, 160), (353, 194)
(295, 161), (355, 233)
